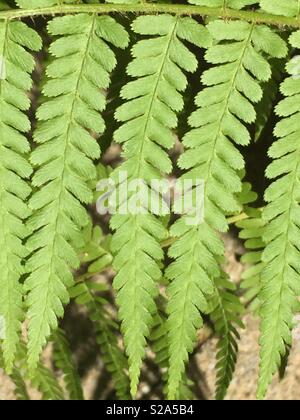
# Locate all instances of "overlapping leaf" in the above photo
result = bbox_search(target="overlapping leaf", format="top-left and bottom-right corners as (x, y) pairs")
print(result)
(110, 14), (211, 397)
(0, 20), (41, 371)
(258, 30), (300, 399)
(166, 19), (287, 399)
(25, 13), (128, 370)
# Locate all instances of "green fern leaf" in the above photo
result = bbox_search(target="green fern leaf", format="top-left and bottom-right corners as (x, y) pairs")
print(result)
(166, 19), (287, 399)
(15, 343), (65, 400)
(79, 221), (113, 278)
(0, 20), (41, 371)
(10, 370), (30, 400)
(260, 0), (300, 17)
(257, 30), (300, 399)
(237, 209), (265, 311)
(110, 14), (211, 397)
(52, 328), (84, 400)
(0, 350), (30, 400)
(70, 280), (130, 400)
(31, 363), (65, 400)
(254, 59), (285, 142)
(151, 310), (195, 400)
(210, 274), (244, 400)
(25, 13), (128, 370)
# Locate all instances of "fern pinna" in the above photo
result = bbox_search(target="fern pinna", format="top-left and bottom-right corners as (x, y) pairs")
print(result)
(166, 17), (286, 398)
(1, 0), (300, 401)
(25, 13), (128, 370)
(110, 15), (211, 397)
(0, 19), (41, 371)
(257, 29), (300, 399)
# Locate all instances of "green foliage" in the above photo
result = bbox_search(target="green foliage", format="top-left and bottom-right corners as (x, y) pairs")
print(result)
(166, 18), (286, 399)
(30, 360), (65, 400)
(110, 14), (211, 397)
(254, 59), (284, 142)
(1, 343), (65, 400)
(257, 30), (300, 399)
(0, 19), (41, 372)
(150, 302), (196, 399)
(70, 280), (131, 400)
(237, 209), (265, 312)
(52, 328), (84, 400)
(209, 274), (244, 400)
(1, 0), (300, 402)
(260, 0), (300, 17)
(24, 13), (128, 371)
(0, 351), (29, 400)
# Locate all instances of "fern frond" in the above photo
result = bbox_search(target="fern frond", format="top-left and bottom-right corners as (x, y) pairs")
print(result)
(52, 328), (84, 400)
(237, 209), (265, 311)
(16, 343), (65, 400)
(0, 351), (30, 400)
(10, 369), (30, 400)
(236, 175), (258, 213)
(254, 59), (284, 142)
(210, 274), (244, 400)
(77, 231), (130, 400)
(0, 20), (41, 371)
(25, 14), (128, 370)
(70, 280), (130, 400)
(257, 30), (300, 399)
(151, 312), (169, 372)
(31, 362), (65, 400)
(110, 14), (211, 397)
(166, 19), (287, 399)
(151, 311), (195, 400)
(79, 221), (113, 278)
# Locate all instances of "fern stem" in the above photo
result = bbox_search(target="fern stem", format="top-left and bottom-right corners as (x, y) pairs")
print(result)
(2, 5), (300, 28)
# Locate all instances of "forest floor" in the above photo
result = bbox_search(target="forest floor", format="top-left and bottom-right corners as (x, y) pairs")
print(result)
(1, 234), (300, 400)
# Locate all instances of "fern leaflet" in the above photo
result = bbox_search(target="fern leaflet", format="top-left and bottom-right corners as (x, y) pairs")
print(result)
(52, 328), (84, 400)
(237, 209), (265, 311)
(25, 13), (128, 370)
(210, 274), (244, 400)
(258, 30), (300, 399)
(110, 14), (211, 397)
(0, 19), (41, 371)
(166, 19), (287, 399)
(70, 280), (131, 400)
(260, 0), (300, 17)
(0, 350), (30, 400)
